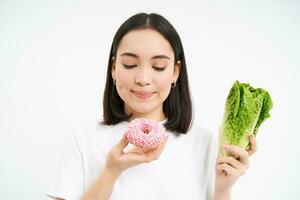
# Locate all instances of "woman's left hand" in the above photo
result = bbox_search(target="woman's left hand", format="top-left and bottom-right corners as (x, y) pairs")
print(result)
(215, 134), (257, 194)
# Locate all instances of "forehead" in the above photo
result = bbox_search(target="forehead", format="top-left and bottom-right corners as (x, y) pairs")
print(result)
(117, 28), (174, 60)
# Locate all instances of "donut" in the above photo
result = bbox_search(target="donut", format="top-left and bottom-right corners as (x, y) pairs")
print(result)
(125, 118), (168, 151)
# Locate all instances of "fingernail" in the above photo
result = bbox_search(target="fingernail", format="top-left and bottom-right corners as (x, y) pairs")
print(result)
(222, 144), (229, 149)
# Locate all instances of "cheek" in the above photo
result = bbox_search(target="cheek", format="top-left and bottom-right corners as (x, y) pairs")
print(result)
(155, 73), (173, 96)
(117, 77), (130, 90)
(115, 67), (131, 90)
(157, 70), (173, 88)
(157, 79), (171, 90)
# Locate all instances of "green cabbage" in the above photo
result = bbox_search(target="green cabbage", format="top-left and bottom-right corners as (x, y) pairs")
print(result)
(218, 81), (273, 156)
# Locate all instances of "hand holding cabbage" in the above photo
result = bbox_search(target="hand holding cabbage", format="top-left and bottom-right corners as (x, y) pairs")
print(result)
(218, 81), (273, 156)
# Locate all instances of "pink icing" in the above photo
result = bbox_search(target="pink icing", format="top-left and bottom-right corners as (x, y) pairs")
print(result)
(125, 118), (168, 150)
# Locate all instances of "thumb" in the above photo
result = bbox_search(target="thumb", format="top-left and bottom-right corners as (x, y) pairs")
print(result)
(115, 134), (129, 152)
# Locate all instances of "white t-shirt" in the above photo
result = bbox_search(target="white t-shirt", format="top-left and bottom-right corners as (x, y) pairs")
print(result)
(46, 119), (217, 200)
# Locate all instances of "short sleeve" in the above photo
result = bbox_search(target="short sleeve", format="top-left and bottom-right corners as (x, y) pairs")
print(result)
(206, 132), (217, 200)
(46, 131), (85, 200)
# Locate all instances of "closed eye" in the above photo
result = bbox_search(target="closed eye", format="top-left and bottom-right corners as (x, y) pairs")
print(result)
(122, 64), (137, 69)
(153, 66), (166, 72)
(122, 64), (165, 72)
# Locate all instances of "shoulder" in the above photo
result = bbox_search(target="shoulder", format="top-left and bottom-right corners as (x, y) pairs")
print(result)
(188, 123), (215, 142)
(187, 123), (217, 152)
(70, 119), (127, 150)
(187, 124), (218, 160)
(71, 119), (122, 136)
(168, 123), (216, 151)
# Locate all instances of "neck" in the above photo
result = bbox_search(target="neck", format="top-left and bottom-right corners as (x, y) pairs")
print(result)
(125, 105), (166, 122)
(129, 113), (167, 122)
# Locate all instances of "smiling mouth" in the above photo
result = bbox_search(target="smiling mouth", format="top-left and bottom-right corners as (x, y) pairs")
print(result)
(131, 90), (156, 99)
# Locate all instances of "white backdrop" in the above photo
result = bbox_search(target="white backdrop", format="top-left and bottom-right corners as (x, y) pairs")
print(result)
(1, 1), (299, 199)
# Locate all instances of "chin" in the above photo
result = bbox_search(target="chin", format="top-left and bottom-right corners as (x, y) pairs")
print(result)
(130, 104), (159, 114)
(133, 107), (154, 114)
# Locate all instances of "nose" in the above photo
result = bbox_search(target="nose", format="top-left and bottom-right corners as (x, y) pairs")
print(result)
(135, 67), (152, 86)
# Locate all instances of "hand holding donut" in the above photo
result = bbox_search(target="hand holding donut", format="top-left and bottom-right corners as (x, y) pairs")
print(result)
(104, 118), (168, 175)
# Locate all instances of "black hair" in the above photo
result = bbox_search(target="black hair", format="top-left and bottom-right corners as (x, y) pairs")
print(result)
(101, 12), (193, 135)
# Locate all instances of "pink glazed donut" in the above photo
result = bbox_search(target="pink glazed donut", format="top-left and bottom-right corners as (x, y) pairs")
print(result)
(125, 118), (168, 150)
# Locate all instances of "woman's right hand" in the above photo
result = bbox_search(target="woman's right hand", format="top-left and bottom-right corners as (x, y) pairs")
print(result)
(104, 133), (168, 175)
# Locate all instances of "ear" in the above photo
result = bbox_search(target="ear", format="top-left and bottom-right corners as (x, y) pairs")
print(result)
(173, 60), (181, 82)
(111, 56), (116, 80)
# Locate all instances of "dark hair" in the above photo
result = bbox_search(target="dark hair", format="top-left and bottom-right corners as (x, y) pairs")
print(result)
(101, 12), (193, 135)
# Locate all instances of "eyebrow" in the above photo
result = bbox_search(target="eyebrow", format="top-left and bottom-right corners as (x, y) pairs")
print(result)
(120, 52), (170, 60)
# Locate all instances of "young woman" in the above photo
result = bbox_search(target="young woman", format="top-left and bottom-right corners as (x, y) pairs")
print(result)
(47, 13), (257, 200)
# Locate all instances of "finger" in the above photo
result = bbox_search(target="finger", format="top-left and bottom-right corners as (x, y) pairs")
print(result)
(125, 149), (162, 164)
(156, 137), (168, 152)
(144, 137), (168, 161)
(121, 152), (149, 166)
(114, 134), (129, 152)
(247, 134), (257, 156)
(127, 146), (144, 155)
(153, 136), (168, 152)
(127, 135), (168, 157)
(222, 144), (249, 164)
(125, 135), (169, 163)
(216, 163), (239, 177)
(217, 156), (244, 170)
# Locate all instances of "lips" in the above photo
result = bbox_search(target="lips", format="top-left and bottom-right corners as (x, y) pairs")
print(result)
(131, 90), (155, 99)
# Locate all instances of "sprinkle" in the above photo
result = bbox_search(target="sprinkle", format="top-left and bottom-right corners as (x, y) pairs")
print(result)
(125, 118), (168, 150)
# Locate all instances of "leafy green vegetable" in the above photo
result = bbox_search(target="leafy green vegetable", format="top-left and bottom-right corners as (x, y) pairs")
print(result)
(218, 81), (273, 156)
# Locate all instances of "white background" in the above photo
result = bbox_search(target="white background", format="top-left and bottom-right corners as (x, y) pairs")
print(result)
(1, 0), (299, 199)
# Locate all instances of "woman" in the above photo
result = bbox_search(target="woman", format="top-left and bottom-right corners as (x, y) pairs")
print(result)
(47, 12), (257, 200)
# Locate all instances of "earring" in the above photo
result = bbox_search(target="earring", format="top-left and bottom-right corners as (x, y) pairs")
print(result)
(171, 82), (176, 88)
(113, 79), (116, 85)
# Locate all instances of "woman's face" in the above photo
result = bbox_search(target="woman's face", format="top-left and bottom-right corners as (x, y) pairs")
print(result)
(111, 28), (180, 121)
